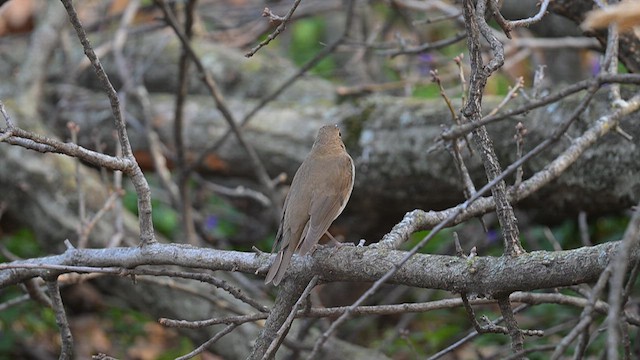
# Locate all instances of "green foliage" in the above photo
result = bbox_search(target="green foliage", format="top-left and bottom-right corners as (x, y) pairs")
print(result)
(152, 201), (179, 238)
(158, 337), (200, 360)
(290, 17), (336, 77)
(526, 214), (629, 251)
(106, 307), (149, 339)
(123, 190), (179, 239)
(0, 228), (42, 260)
(412, 83), (441, 99)
(594, 215), (628, 242)
(0, 292), (58, 354)
(424, 321), (464, 349)
(406, 227), (457, 254)
(122, 190), (138, 214)
(486, 73), (511, 96)
(202, 194), (239, 242)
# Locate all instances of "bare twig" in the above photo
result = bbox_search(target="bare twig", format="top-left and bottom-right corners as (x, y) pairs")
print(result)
(245, 0), (303, 57)
(513, 122), (527, 187)
(262, 276), (319, 360)
(490, 0), (550, 37)
(497, 297), (525, 356)
(607, 201), (640, 360)
(454, 53), (467, 108)
(380, 32), (467, 57)
(175, 323), (238, 360)
(133, 267), (269, 313)
(23, 278), (52, 308)
(551, 265), (612, 359)
(195, 174), (271, 207)
(80, 191), (122, 246)
(461, 293), (507, 334)
(428, 304), (529, 360)
(448, 139), (477, 201)
(412, 12), (462, 25)
(431, 69), (458, 122)
(486, 77), (524, 117)
(46, 279), (74, 359)
(161, 290), (630, 329)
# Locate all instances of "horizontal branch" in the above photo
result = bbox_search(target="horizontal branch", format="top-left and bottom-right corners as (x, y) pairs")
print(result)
(0, 240), (622, 297)
(161, 291), (629, 327)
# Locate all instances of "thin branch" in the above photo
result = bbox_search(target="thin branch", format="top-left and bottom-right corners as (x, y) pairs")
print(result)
(427, 304), (529, 360)
(79, 191), (122, 247)
(486, 76), (524, 118)
(161, 291), (630, 328)
(513, 122), (527, 187)
(133, 267), (269, 313)
(245, 0), (303, 58)
(379, 31), (467, 57)
(109, 136), (126, 247)
(506, 36), (600, 49)
(262, 276), (319, 360)
(23, 278), (52, 308)
(307, 203), (459, 358)
(175, 323), (238, 360)
(46, 279), (74, 359)
(431, 69), (458, 122)
(507, 0), (550, 28)
(551, 264), (612, 359)
(497, 297), (525, 356)
(607, 201), (640, 360)
(461, 293), (507, 334)
(503, 345), (557, 360)
(412, 12), (462, 25)
(195, 173), (271, 207)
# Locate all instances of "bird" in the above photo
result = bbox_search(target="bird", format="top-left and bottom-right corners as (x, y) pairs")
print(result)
(265, 124), (355, 286)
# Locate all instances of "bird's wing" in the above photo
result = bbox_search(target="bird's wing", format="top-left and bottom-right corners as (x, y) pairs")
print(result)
(296, 155), (354, 256)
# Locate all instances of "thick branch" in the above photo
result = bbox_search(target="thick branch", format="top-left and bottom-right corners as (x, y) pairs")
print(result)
(0, 241), (621, 296)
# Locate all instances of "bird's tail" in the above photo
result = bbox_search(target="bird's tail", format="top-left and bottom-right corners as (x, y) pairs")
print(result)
(265, 243), (295, 286)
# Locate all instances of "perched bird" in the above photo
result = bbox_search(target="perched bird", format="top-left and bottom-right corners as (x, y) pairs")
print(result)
(265, 125), (355, 286)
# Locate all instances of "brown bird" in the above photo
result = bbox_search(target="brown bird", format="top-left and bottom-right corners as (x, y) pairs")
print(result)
(265, 124), (355, 286)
